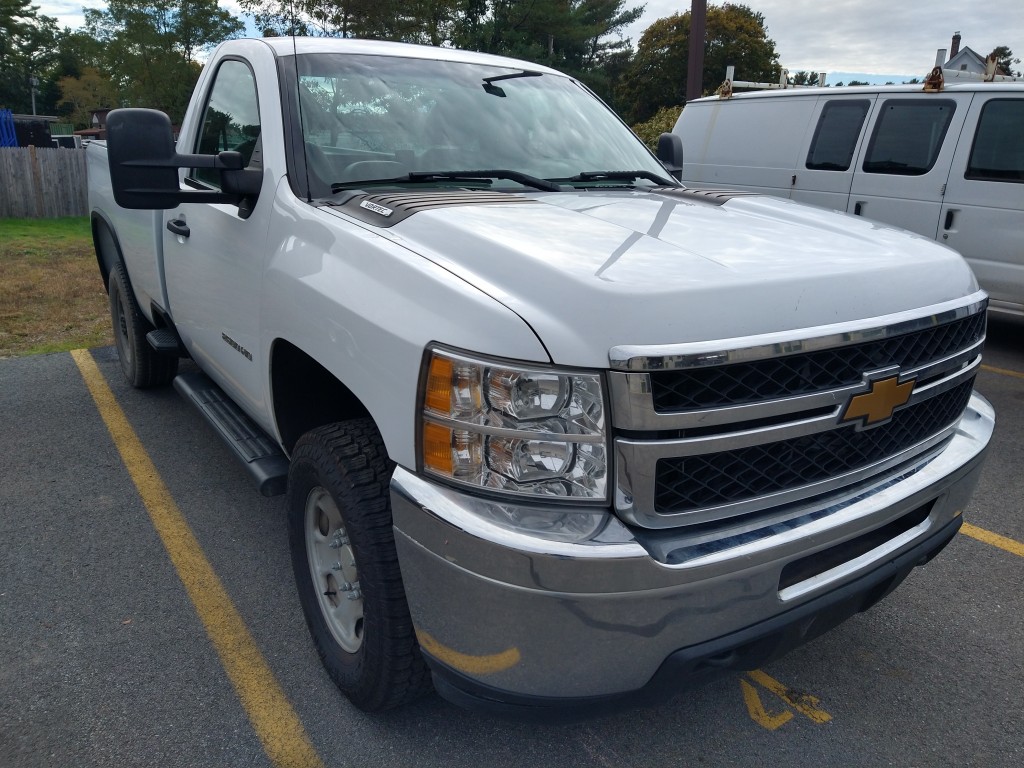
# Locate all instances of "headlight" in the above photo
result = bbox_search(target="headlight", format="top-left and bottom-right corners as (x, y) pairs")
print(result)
(419, 348), (607, 501)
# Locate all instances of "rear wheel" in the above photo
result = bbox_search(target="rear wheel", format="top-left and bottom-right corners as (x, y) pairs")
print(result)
(108, 261), (177, 388)
(287, 419), (432, 711)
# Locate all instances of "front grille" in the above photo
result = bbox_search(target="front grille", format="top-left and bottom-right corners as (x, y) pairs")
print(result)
(654, 379), (974, 514)
(650, 311), (985, 412)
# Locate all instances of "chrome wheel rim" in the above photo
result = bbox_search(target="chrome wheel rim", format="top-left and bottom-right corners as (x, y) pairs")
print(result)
(305, 487), (363, 653)
(113, 290), (133, 369)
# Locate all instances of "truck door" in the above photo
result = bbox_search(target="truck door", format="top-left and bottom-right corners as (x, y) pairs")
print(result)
(792, 96), (874, 211)
(847, 95), (971, 238)
(940, 94), (1024, 313)
(162, 57), (271, 417)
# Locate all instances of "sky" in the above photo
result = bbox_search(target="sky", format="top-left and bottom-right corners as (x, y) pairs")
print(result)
(35, 1), (1024, 85)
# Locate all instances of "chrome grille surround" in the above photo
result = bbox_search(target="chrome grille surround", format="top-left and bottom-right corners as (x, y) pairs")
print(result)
(608, 293), (988, 529)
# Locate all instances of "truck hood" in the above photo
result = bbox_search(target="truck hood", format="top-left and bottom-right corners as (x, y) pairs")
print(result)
(344, 189), (979, 367)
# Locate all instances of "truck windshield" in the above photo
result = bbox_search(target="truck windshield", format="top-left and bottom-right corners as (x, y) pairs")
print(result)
(294, 53), (673, 192)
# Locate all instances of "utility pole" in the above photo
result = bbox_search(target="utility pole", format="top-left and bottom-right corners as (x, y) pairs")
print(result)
(686, 0), (707, 102)
(31, 76), (39, 115)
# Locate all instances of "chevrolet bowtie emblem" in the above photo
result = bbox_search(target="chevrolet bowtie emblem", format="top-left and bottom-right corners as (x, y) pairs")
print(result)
(841, 374), (915, 428)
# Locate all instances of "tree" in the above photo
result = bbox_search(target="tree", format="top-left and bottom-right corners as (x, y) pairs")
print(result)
(58, 67), (120, 128)
(0, 0), (61, 113)
(790, 71), (820, 87)
(84, 0), (243, 121)
(617, 3), (781, 124)
(990, 45), (1021, 77)
(238, 0), (463, 44)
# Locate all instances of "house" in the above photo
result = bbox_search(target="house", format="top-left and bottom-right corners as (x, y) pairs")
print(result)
(943, 32), (986, 74)
(74, 108), (113, 140)
(942, 32), (1011, 77)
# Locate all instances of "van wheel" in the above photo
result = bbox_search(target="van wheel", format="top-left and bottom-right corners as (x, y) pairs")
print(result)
(287, 419), (432, 711)
(108, 261), (178, 388)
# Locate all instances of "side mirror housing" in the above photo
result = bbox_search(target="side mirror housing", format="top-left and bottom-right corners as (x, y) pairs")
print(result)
(106, 108), (253, 209)
(656, 132), (684, 181)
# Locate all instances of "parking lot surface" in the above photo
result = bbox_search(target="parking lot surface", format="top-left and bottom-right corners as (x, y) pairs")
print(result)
(1, 315), (1022, 768)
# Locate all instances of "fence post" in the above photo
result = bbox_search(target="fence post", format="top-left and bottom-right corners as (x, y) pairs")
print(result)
(29, 145), (46, 218)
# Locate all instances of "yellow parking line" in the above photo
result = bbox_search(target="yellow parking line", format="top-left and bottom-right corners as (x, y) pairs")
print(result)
(981, 364), (1024, 380)
(745, 670), (832, 723)
(962, 522), (1024, 558)
(70, 350), (323, 768)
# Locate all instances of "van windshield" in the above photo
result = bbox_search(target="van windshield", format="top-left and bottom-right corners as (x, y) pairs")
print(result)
(294, 53), (673, 193)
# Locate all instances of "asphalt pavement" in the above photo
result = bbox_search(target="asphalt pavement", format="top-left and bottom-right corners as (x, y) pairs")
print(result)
(1, 316), (1021, 768)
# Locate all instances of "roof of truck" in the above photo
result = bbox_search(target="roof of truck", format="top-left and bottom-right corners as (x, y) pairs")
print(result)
(219, 36), (565, 76)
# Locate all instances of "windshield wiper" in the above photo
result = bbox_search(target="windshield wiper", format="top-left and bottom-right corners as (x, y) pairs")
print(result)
(564, 170), (678, 186)
(408, 170), (561, 192)
(332, 170), (561, 194)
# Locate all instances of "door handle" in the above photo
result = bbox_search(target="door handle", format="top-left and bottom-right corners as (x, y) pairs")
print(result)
(853, 202), (863, 216)
(943, 210), (955, 230)
(166, 218), (190, 238)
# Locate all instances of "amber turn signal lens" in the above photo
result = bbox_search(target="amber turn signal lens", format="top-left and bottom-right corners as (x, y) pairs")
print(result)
(422, 421), (453, 475)
(425, 355), (453, 415)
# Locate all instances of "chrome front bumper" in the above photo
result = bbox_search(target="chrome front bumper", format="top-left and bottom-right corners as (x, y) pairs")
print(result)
(391, 393), (994, 711)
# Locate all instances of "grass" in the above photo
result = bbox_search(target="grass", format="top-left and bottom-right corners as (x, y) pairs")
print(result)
(0, 217), (113, 357)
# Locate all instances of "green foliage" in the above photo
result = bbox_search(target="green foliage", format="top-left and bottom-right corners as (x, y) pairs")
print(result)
(789, 71), (820, 87)
(991, 45), (1021, 77)
(0, 0), (61, 113)
(58, 67), (119, 128)
(616, 3), (781, 124)
(631, 105), (682, 150)
(238, 0), (464, 43)
(240, 1), (642, 92)
(83, 0), (244, 122)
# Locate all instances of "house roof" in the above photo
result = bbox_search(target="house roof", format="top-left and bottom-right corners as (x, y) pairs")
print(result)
(945, 46), (987, 71)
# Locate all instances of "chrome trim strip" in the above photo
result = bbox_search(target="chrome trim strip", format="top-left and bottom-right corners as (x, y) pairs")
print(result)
(777, 516), (932, 601)
(608, 292), (987, 372)
(608, 339), (984, 432)
(422, 415), (605, 444)
(617, 359), (978, 460)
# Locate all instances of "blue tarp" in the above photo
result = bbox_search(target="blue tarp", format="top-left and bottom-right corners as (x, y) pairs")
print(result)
(0, 109), (18, 147)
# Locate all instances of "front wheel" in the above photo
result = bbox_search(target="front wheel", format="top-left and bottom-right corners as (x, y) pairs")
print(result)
(107, 261), (177, 388)
(287, 420), (431, 711)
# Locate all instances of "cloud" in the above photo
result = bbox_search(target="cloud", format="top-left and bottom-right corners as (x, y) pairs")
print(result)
(620, 0), (1024, 78)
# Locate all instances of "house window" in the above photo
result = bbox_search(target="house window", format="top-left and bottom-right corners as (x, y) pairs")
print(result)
(805, 100), (870, 171)
(966, 99), (1024, 183)
(862, 99), (956, 175)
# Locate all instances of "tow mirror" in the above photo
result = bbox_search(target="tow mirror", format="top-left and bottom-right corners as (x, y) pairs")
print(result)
(657, 132), (684, 181)
(106, 108), (255, 209)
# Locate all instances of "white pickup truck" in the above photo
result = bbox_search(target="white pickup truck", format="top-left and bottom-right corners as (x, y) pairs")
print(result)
(89, 37), (994, 716)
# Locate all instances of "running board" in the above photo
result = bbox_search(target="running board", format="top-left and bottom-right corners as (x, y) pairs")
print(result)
(173, 372), (289, 496)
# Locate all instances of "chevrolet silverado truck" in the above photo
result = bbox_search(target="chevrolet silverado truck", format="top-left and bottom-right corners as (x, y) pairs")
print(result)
(88, 37), (994, 716)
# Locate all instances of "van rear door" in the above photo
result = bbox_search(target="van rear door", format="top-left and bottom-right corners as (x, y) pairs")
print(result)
(847, 94), (972, 238)
(940, 93), (1024, 314)
(675, 95), (818, 197)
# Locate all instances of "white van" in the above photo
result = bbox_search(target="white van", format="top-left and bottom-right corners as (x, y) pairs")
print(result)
(673, 82), (1024, 315)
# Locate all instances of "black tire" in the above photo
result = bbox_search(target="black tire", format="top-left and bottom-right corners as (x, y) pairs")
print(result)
(107, 261), (178, 388)
(287, 419), (432, 711)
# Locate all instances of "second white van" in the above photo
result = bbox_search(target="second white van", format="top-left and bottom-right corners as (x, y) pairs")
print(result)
(673, 81), (1024, 315)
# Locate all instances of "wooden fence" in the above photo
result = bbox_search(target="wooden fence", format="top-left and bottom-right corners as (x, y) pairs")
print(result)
(0, 147), (88, 218)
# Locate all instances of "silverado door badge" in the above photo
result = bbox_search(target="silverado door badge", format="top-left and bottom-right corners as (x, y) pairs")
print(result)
(840, 372), (915, 428)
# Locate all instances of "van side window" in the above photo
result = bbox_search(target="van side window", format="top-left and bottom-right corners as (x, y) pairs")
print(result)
(966, 99), (1024, 183)
(805, 100), (870, 171)
(862, 99), (955, 176)
(190, 60), (261, 189)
